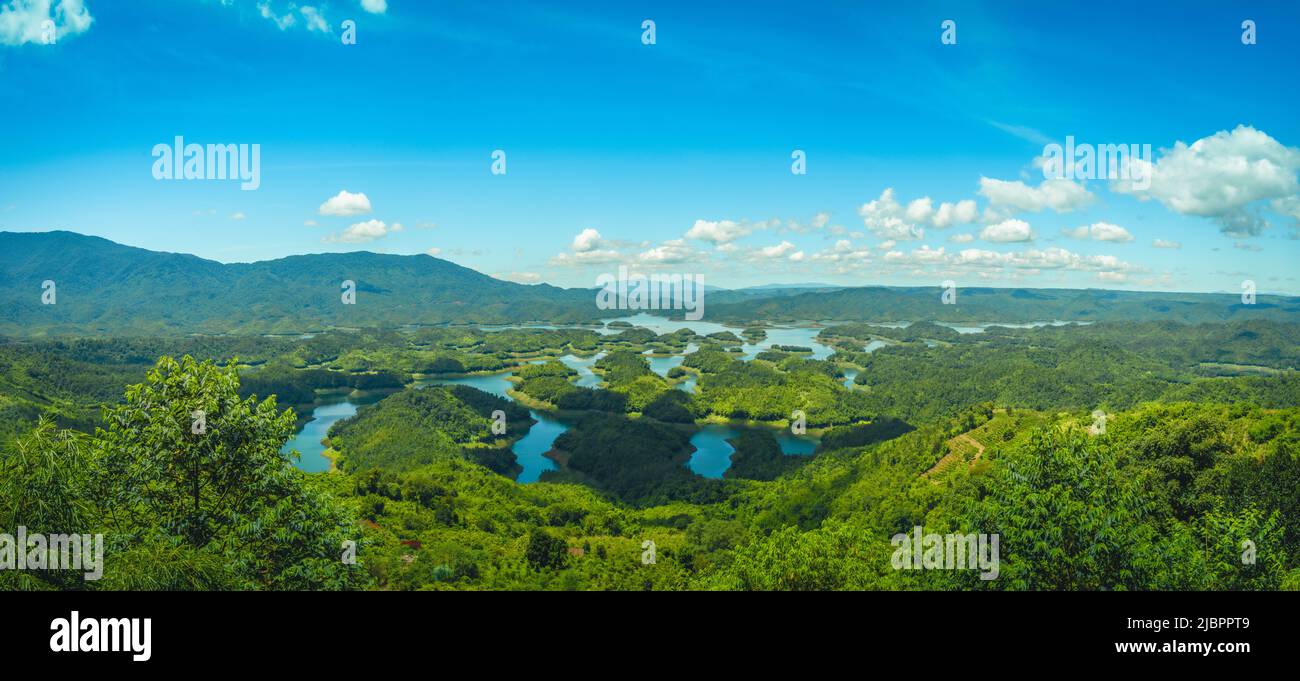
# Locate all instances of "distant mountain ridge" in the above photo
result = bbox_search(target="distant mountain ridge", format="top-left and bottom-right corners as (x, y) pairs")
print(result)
(0, 231), (602, 336)
(2, 231), (1298, 336)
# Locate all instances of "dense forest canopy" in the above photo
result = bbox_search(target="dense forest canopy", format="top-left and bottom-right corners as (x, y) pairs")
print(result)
(2, 309), (1298, 591)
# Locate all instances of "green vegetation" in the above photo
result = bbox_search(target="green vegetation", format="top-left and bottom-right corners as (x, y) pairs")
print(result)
(328, 386), (531, 473)
(3, 310), (1299, 591)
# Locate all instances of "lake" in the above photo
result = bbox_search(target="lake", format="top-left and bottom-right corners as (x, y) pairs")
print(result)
(414, 371), (562, 483)
(280, 390), (389, 473)
(687, 423), (822, 478)
(285, 315), (944, 479)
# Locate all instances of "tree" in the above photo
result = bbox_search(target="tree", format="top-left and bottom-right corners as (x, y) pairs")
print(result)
(77, 356), (368, 589)
(525, 529), (568, 570)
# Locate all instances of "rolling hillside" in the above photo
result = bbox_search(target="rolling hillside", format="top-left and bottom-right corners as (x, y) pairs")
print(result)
(0, 231), (603, 335)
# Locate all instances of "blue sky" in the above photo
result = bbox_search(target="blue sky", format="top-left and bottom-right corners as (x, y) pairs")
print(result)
(1, 0), (1298, 293)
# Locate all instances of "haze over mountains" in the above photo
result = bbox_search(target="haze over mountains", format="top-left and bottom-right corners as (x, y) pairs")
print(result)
(2, 231), (1298, 337)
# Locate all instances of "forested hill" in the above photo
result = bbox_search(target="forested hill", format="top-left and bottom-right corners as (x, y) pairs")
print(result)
(700, 284), (1300, 325)
(0, 231), (603, 336)
(4, 231), (1299, 336)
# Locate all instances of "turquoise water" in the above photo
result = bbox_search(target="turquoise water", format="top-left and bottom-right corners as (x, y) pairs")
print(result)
(416, 371), (560, 482)
(687, 424), (822, 478)
(505, 410), (565, 483)
(646, 343), (697, 392)
(645, 351), (685, 377)
(419, 371), (514, 398)
(774, 431), (819, 455)
(739, 327), (834, 360)
(559, 353), (604, 388)
(281, 391), (389, 473)
(687, 425), (737, 478)
(287, 371), (563, 482)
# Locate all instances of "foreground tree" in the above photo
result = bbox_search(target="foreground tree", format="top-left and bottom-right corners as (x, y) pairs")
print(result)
(0, 356), (367, 590)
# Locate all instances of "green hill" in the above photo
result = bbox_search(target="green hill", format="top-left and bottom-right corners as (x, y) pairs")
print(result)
(0, 231), (604, 336)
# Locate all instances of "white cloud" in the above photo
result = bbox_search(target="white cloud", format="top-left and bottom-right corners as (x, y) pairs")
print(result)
(686, 219), (752, 244)
(494, 271), (542, 284)
(318, 190), (373, 216)
(361, 0), (387, 14)
(978, 177), (1094, 214)
(304, 219), (318, 227)
(757, 240), (797, 259)
(299, 6), (329, 33)
(324, 218), (399, 243)
(857, 189), (978, 240)
(931, 199), (978, 228)
(857, 189), (924, 240)
(550, 228), (623, 266)
(948, 233), (975, 244)
(571, 228), (608, 252)
(980, 219), (1035, 243)
(1112, 125), (1300, 236)
(0, 0), (93, 46)
(1063, 221), (1134, 242)
(780, 212), (832, 234)
(1152, 239), (1182, 249)
(549, 250), (621, 266)
(425, 247), (442, 256)
(904, 197), (933, 223)
(257, 2), (296, 29)
(947, 246), (1132, 274)
(230, 212), (246, 221)
(638, 239), (701, 265)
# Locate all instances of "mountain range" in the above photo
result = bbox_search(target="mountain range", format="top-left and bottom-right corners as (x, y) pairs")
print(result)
(2, 231), (1298, 336)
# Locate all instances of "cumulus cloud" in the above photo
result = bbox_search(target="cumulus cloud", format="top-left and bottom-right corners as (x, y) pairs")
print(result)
(324, 219), (401, 243)
(0, 0), (93, 46)
(1112, 126), (1300, 237)
(980, 219), (1035, 243)
(858, 189), (924, 240)
(1152, 239), (1182, 249)
(948, 233), (975, 244)
(425, 247), (441, 256)
(686, 219), (753, 244)
(857, 189), (978, 241)
(318, 190), (372, 216)
(637, 239), (702, 265)
(978, 177), (1094, 214)
(945, 246), (1134, 275)
(230, 212), (246, 221)
(571, 227), (608, 252)
(550, 228), (622, 266)
(361, 0), (387, 13)
(1063, 221), (1134, 242)
(757, 240), (797, 259)
(931, 199), (979, 228)
(778, 212), (833, 234)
